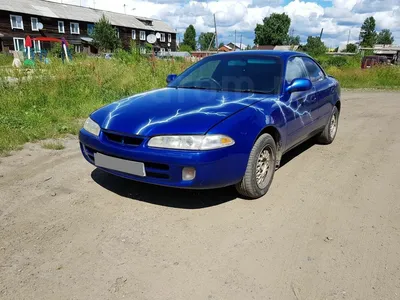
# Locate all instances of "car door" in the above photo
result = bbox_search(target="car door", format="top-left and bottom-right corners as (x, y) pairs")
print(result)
(283, 56), (318, 149)
(301, 57), (333, 130)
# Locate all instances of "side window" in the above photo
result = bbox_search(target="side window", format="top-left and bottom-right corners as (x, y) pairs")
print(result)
(285, 57), (308, 83)
(301, 57), (325, 82)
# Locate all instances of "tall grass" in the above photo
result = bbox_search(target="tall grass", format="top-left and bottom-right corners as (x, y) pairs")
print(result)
(0, 54), (191, 154)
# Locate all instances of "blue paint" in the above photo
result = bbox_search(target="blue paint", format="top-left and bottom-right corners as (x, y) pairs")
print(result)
(80, 51), (341, 189)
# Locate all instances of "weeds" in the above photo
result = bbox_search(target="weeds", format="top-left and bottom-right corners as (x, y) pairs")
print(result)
(42, 141), (65, 150)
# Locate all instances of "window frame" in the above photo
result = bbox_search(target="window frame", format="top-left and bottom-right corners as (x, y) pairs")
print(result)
(132, 30), (136, 40)
(58, 21), (65, 33)
(33, 40), (41, 53)
(115, 27), (120, 38)
(13, 37), (25, 51)
(300, 56), (326, 83)
(70, 22), (80, 35)
(140, 31), (146, 41)
(168, 34), (171, 43)
(31, 17), (39, 31)
(10, 14), (24, 30)
(160, 33), (165, 42)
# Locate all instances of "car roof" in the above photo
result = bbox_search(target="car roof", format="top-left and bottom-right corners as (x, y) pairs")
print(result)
(212, 50), (310, 60)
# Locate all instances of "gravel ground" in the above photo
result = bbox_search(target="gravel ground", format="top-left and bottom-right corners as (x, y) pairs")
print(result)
(1, 91), (400, 300)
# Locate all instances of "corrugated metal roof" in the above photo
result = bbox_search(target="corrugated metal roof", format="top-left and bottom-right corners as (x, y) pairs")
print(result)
(0, 0), (175, 33)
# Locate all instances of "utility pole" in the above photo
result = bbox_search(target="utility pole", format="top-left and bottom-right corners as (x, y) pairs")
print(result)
(234, 30), (236, 51)
(240, 34), (242, 50)
(319, 28), (324, 40)
(347, 29), (351, 46)
(214, 14), (218, 51)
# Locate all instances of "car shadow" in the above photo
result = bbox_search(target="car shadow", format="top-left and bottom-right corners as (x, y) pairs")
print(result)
(91, 138), (317, 209)
(91, 168), (238, 209)
(279, 137), (317, 168)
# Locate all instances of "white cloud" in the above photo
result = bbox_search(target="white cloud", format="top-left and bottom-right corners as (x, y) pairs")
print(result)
(48, 0), (399, 47)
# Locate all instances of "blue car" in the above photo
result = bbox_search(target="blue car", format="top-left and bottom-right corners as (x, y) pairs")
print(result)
(79, 51), (341, 199)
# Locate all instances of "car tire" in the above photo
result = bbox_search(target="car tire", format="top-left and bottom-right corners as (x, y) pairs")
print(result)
(317, 106), (339, 145)
(236, 133), (277, 199)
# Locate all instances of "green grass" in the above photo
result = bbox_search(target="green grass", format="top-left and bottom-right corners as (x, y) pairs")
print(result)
(0, 53), (191, 154)
(42, 141), (65, 150)
(0, 51), (399, 154)
(326, 65), (400, 89)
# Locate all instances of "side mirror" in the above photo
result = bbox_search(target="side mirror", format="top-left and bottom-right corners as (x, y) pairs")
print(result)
(286, 78), (312, 93)
(166, 74), (177, 84)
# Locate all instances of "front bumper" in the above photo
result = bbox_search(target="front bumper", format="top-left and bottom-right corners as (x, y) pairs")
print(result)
(79, 129), (249, 189)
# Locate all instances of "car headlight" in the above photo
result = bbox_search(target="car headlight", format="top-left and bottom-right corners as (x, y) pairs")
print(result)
(148, 135), (235, 150)
(83, 117), (100, 137)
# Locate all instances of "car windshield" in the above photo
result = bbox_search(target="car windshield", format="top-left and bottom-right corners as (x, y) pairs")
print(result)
(168, 54), (283, 94)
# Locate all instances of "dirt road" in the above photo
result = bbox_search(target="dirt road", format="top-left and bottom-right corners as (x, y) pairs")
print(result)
(1, 91), (400, 300)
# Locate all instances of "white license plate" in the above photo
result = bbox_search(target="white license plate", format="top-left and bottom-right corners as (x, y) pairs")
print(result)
(94, 153), (146, 177)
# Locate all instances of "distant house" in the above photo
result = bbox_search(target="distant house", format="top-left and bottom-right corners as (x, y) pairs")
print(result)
(218, 44), (232, 52)
(0, 0), (176, 54)
(226, 42), (246, 51)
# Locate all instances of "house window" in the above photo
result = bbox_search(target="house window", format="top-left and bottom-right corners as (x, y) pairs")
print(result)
(70, 22), (80, 34)
(140, 47), (146, 54)
(58, 21), (65, 33)
(160, 48), (165, 54)
(140, 31), (145, 41)
(168, 34), (171, 43)
(115, 28), (119, 38)
(13, 37), (25, 51)
(132, 30), (136, 40)
(160, 33), (165, 42)
(87, 24), (94, 35)
(31, 17), (39, 31)
(74, 45), (82, 53)
(10, 15), (24, 30)
(33, 40), (41, 53)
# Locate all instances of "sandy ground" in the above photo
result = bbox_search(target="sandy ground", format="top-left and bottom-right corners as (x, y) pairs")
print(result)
(1, 91), (400, 300)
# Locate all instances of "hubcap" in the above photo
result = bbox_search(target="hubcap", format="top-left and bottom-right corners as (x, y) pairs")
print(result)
(330, 114), (337, 138)
(256, 146), (272, 189)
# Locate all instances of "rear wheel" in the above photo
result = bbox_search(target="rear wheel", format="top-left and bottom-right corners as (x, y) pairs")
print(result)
(236, 134), (276, 199)
(317, 106), (339, 144)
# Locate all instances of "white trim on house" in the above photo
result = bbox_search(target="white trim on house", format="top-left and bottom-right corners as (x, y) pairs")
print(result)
(168, 34), (171, 43)
(10, 14), (24, 30)
(13, 37), (25, 51)
(132, 30), (136, 40)
(140, 31), (145, 41)
(70, 22), (80, 34)
(31, 17), (39, 31)
(58, 21), (65, 33)
(33, 40), (41, 53)
(160, 33), (165, 42)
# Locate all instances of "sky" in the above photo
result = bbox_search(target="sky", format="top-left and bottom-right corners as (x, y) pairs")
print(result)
(49, 0), (400, 49)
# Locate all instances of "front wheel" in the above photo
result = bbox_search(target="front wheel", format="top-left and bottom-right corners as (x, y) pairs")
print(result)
(236, 133), (277, 199)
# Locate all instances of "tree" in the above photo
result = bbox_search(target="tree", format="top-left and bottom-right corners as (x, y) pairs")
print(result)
(91, 14), (121, 52)
(179, 44), (193, 53)
(360, 17), (377, 47)
(254, 13), (291, 46)
(303, 36), (327, 55)
(345, 43), (357, 53)
(182, 25), (196, 51)
(377, 29), (394, 45)
(288, 35), (300, 45)
(198, 32), (215, 50)
(246, 45), (252, 50)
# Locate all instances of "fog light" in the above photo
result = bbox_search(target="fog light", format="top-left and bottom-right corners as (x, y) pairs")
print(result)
(182, 167), (196, 181)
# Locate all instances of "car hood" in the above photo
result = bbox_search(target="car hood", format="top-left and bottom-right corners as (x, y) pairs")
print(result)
(91, 88), (275, 136)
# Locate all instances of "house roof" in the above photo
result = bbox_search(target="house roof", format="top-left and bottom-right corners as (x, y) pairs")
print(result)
(227, 42), (246, 50)
(0, 0), (175, 33)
